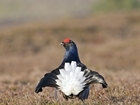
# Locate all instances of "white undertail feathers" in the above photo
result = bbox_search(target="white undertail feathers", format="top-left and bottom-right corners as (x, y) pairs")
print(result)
(56, 61), (86, 96)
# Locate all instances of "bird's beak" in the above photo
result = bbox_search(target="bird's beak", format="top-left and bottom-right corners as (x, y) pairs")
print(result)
(60, 42), (64, 46)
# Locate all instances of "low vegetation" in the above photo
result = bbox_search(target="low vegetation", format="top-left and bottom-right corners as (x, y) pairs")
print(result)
(0, 12), (140, 105)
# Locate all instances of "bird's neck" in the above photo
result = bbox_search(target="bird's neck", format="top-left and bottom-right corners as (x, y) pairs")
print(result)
(61, 47), (81, 66)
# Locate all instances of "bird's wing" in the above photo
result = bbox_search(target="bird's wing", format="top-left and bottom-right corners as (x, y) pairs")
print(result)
(35, 68), (60, 93)
(84, 68), (108, 88)
(78, 86), (89, 100)
(77, 63), (107, 88)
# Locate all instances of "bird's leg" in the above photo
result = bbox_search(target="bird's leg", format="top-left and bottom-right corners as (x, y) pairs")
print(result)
(81, 100), (86, 105)
(54, 88), (58, 100)
(63, 93), (68, 101)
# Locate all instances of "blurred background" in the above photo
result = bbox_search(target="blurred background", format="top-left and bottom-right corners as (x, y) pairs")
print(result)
(0, 0), (140, 104)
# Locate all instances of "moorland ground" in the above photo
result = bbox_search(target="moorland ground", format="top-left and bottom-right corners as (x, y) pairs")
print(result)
(0, 12), (140, 105)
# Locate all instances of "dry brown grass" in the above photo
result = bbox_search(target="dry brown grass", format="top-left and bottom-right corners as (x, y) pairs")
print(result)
(0, 12), (140, 105)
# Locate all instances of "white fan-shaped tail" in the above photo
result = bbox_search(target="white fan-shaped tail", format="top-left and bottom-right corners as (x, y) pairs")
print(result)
(56, 61), (86, 96)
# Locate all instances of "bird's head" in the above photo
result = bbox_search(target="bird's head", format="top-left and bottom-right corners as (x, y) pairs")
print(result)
(60, 38), (74, 50)
(60, 38), (81, 64)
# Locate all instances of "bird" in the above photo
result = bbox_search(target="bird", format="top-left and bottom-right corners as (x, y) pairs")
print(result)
(35, 38), (108, 104)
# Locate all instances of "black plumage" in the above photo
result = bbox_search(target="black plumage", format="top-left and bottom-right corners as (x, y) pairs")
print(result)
(35, 38), (108, 103)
